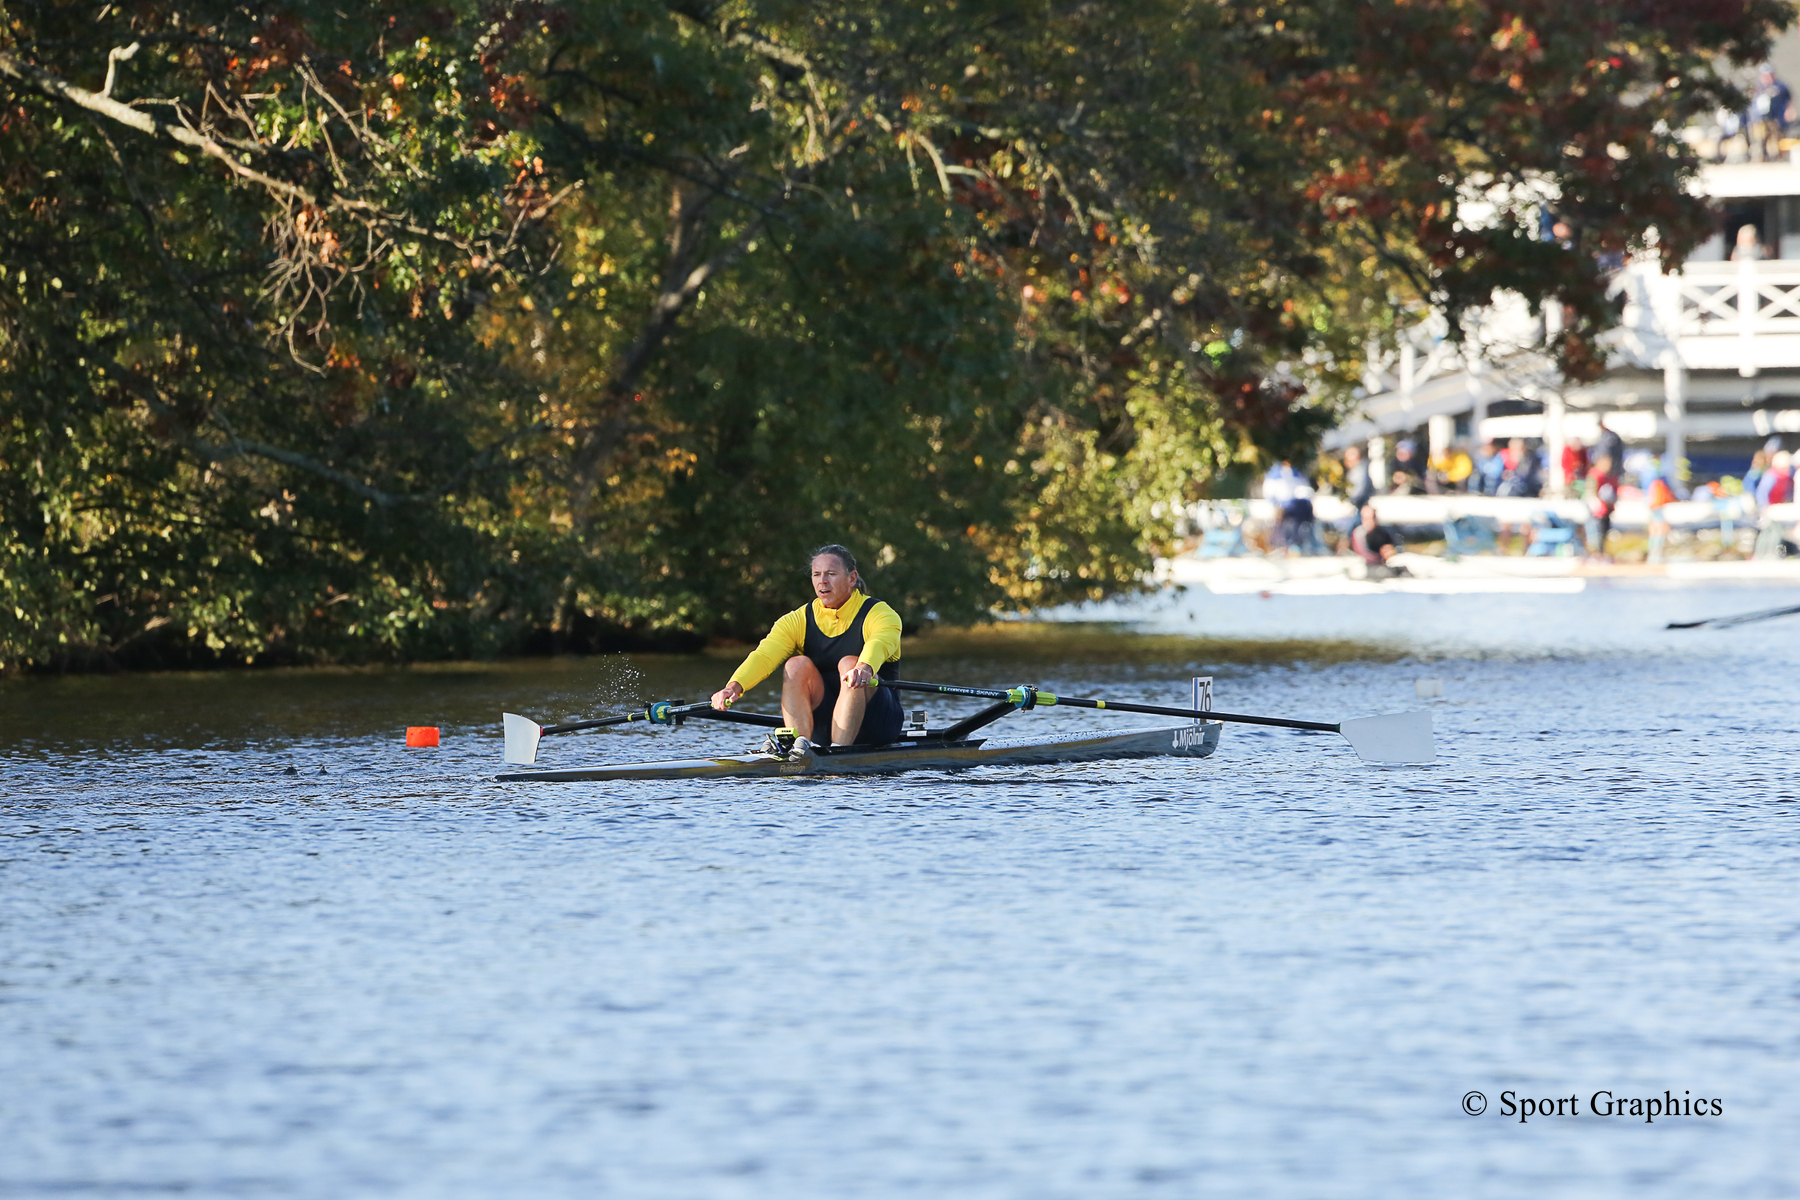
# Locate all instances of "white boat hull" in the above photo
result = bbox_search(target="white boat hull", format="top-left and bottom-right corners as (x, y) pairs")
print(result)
(495, 722), (1222, 782)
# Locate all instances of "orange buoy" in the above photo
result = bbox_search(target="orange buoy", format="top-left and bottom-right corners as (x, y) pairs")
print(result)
(405, 726), (441, 747)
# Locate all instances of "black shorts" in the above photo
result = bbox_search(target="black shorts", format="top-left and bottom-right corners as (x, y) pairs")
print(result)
(811, 675), (904, 745)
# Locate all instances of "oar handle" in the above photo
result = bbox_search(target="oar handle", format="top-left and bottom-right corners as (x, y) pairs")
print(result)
(878, 678), (1337, 733)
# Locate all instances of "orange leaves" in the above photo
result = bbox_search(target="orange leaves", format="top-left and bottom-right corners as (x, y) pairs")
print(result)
(235, 18), (309, 81)
(487, 73), (534, 116)
(292, 207), (340, 263)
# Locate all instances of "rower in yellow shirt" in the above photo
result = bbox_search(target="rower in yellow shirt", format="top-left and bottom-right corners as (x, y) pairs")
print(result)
(709, 544), (904, 759)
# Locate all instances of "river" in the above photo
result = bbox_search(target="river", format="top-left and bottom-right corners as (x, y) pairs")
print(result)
(3, 582), (1796, 1197)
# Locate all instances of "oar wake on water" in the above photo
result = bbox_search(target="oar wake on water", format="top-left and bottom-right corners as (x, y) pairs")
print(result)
(502, 677), (1434, 768)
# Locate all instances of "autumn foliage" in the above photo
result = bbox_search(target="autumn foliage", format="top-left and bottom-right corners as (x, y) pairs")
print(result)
(0, 0), (1787, 668)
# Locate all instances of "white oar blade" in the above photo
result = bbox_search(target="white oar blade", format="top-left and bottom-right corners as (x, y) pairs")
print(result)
(1339, 710), (1434, 765)
(503, 713), (543, 765)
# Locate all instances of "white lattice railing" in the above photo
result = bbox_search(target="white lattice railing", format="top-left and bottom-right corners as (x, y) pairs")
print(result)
(1668, 260), (1800, 337)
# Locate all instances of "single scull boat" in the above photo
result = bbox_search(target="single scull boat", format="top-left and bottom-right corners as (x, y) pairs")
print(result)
(497, 722), (1221, 781)
(495, 676), (1433, 781)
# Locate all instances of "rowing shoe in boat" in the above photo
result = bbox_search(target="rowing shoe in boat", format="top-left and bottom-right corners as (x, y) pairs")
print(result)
(495, 676), (1433, 782)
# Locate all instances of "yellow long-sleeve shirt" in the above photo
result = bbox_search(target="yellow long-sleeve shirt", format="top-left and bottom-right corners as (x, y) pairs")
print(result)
(728, 591), (902, 693)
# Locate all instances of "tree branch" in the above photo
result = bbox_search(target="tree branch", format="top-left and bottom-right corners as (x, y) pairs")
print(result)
(0, 48), (319, 204)
(89, 355), (423, 506)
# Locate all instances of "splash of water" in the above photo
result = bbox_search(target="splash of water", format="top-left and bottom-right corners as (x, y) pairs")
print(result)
(590, 653), (648, 715)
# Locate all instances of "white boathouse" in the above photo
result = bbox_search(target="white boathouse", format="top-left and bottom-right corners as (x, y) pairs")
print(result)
(1326, 157), (1800, 493)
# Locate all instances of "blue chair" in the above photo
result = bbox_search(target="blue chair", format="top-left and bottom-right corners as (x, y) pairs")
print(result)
(1443, 515), (1498, 558)
(1198, 526), (1247, 558)
(1526, 511), (1579, 557)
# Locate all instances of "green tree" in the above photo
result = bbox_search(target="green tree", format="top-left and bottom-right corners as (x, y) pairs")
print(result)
(2, 0), (1788, 669)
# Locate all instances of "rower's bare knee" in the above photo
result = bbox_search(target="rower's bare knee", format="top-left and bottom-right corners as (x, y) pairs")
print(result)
(784, 655), (824, 705)
(836, 655), (861, 679)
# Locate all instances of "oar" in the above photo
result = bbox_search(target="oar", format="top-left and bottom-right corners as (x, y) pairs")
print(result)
(877, 678), (1434, 765)
(503, 700), (783, 765)
(1667, 600), (1800, 629)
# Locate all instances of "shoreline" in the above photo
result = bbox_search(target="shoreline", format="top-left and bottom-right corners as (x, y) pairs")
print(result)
(1156, 550), (1800, 595)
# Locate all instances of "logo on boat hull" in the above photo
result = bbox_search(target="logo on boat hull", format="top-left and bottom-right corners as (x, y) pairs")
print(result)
(1171, 725), (1212, 751)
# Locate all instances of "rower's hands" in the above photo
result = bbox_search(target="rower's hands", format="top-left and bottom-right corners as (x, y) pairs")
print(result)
(710, 681), (743, 710)
(842, 662), (875, 690)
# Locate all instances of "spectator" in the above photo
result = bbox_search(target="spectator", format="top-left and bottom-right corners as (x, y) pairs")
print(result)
(1389, 439), (1425, 495)
(1262, 459), (1301, 507)
(1596, 416), (1625, 470)
(1732, 223), (1767, 261)
(1584, 453), (1619, 561)
(1498, 437), (1542, 497)
(1278, 488), (1319, 556)
(1350, 503), (1406, 577)
(1756, 449), (1794, 507)
(1646, 469), (1678, 563)
(1541, 209), (1575, 248)
(1750, 63), (1793, 162)
(1472, 439), (1505, 495)
(1716, 105), (1745, 162)
(1561, 439), (1590, 492)
(1343, 445), (1375, 510)
(1744, 449), (1770, 500)
(1428, 442), (1474, 493)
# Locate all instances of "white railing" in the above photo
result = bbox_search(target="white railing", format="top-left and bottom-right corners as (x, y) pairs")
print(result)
(1617, 259), (1800, 372)
(1668, 260), (1800, 336)
(1331, 257), (1800, 448)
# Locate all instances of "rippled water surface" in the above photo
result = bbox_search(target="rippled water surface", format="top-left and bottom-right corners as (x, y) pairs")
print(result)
(4, 585), (1799, 1198)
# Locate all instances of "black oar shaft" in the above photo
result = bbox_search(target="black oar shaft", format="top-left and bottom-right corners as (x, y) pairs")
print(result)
(541, 702), (710, 736)
(1051, 695), (1336, 733)
(540, 713), (645, 736)
(540, 701), (782, 737)
(880, 678), (1338, 734)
